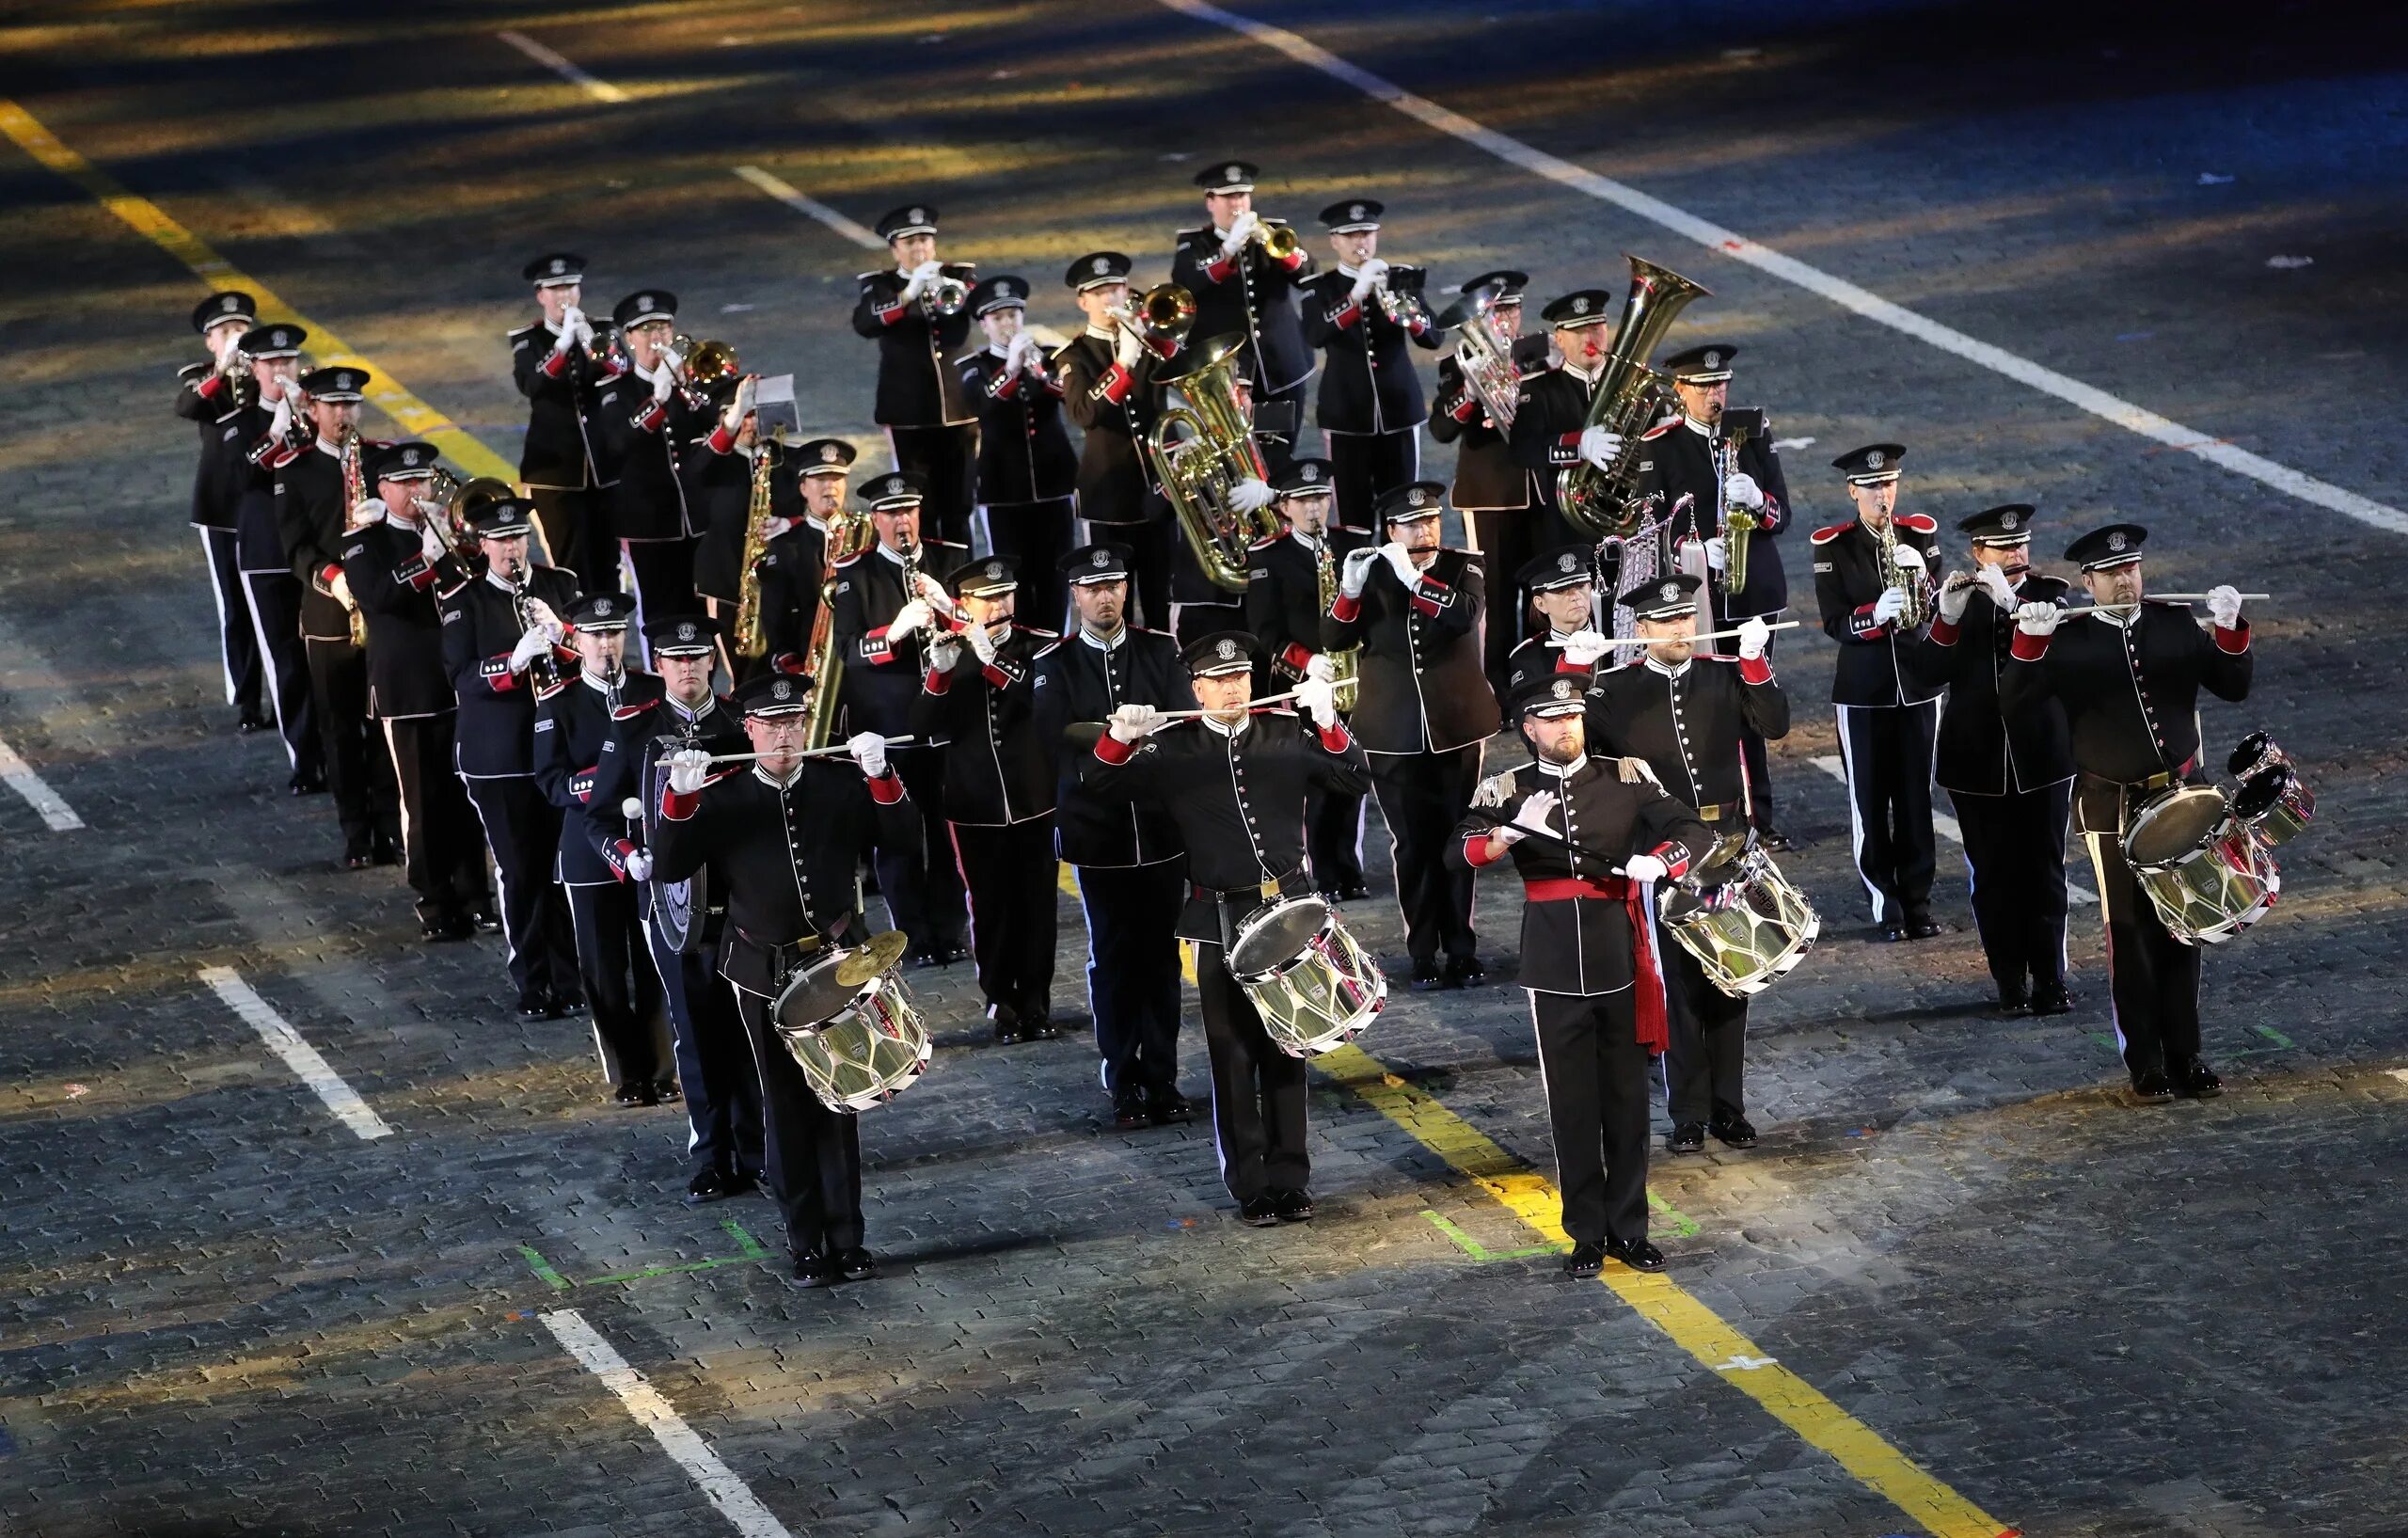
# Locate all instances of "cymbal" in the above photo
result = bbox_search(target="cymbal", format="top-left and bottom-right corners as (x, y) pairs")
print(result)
(833, 930), (911, 988)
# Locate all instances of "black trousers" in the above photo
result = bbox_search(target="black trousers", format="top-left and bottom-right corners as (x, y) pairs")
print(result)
(1325, 427), (1420, 535)
(1087, 512), (1175, 634)
(1076, 859), (1187, 1095)
(889, 424), (977, 547)
(876, 747), (967, 953)
(462, 774), (578, 1006)
(1306, 780), (1367, 891)
(1366, 746), (1483, 968)
(1468, 509), (1539, 701)
(620, 537), (696, 659)
(651, 924), (763, 1180)
(1835, 699), (1939, 925)
(305, 636), (398, 854)
(199, 527), (261, 711)
(979, 498), (1074, 632)
(1530, 988), (1654, 1245)
(564, 880), (674, 1089)
(242, 570), (320, 776)
(529, 484), (610, 593)
(1954, 779), (2072, 999)
(2083, 831), (2204, 1080)
(1713, 611), (1784, 833)
(949, 815), (1059, 1022)
(379, 712), (487, 926)
(1196, 939), (1310, 1201)
(1658, 931), (1748, 1127)
(734, 984), (863, 1258)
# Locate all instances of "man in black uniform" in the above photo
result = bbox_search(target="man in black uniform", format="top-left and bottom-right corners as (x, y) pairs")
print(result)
(1169, 161), (1314, 478)
(829, 472), (969, 967)
(958, 276), (1078, 629)
(681, 371), (802, 676)
(2001, 526), (2252, 1102)
(592, 289), (706, 641)
(1584, 576), (1787, 1153)
(1430, 271), (1550, 698)
(756, 438), (860, 674)
(231, 322), (325, 792)
(1033, 544), (1197, 1126)
(1084, 632), (1366, 1224)
(1323, 483), (1500, 990)
(654, 681), (920, 1286)
(1503, 546), (1611, 695)
(1295, 198), (1438, 533)
(587, 613), (765, 1204)
(535, 591), (676, 1102)
(1507, 290), (1624, 553)
(913, 557), (1062, 1041)
(341, 443), (491, 940)
(176, 290), (267, 731)
(1813, 443), (1943, 940)
(1914, 505), (2078, 1015)
(442, 499), (582, 1019)
(850, 204), (978, 547)
(1454, 674), (1711, 1276)
(1245, 457), (1370, 901)
(1056, 250), (1181, 631)
(509, 252), (611, 588)
(1636, 343), (1796, 848)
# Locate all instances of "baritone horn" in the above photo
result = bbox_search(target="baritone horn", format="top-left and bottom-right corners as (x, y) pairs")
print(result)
(1434, 280), (1519, 429)
(1108, 282), (1196, 351)
(1148, 331), (1275, 594)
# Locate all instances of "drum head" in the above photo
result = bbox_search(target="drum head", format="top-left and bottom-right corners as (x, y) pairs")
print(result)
(2232, 765), (2294, 824)
(771, 954), (854, 1035)
(1228, 896), (1331, 976)
(2226, 731), (2279, 779)
(2125, 785), (2230, 867)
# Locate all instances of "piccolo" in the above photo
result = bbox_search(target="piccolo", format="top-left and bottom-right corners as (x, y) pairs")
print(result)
(1547, 620), (1801, 647)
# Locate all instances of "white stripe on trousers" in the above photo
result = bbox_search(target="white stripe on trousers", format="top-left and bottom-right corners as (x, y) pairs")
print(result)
(242, 571), (299, 768)
(199, 529), (242, 705)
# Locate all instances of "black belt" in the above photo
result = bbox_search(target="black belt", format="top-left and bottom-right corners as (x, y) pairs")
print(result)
(732, 927), (833, 990)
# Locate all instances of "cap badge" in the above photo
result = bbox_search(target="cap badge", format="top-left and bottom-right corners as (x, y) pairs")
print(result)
(593, 597), (612, 617)
(550, 259), (567, 275)
(2108, 531), (2128, 552)
(1215, 639), (1237, 660)
(1225, 164), (1242, 182)
(909, 207), (926, 224)
(1660, 581), (1680, 603)
(1090, 549), (1110, 567)
(1865, 449), (1886, 470)
(1092, 255), (1111, 275)
(402, 447), (423, 467)
(221, 295), (242, 312)
(820, 444), (840, 464)
(772, 679), (793, 701)
(1553, 679), (1576, 701)
(1350, 202), (1366, 219)
(1559, 553), (1578, 572)
(1407, 487), (1427, 507)
(2001, 511), (2019, 531)
(1571, 296), (1590, 314)
(676, 622), (697, 642)
(985, 562), (1003, 579)
(1703, 349), (1721, 368)
(1302, 464), (1320, 482)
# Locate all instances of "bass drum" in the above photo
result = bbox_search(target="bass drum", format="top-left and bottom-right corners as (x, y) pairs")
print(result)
(1226, 896), (1386, 1059)
(641, 738), (706, 955)
(2122, 784), (2277, 946)
(1658, 840), (1821, 998)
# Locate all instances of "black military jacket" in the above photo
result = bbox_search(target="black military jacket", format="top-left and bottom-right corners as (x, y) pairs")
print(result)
(1504, 629), (1592, 697)
(582, 690), (747, 884)
(958, 344), (1078, 506)
(684, 436), (803, 605)
(1506, 361), (1603, 519)
(1055, 330), (1175, 526)
(828, 539), (966, 736)
(1585, 655), (1791, 816)
(174, 363), (248, 531)
(1633, 415), (1794, 618)
(1169, 223), (1316, 395)
(1322, 548), (1500, 753)
(1910, 574), (2076, 797)
(1812, 515), (1942, 707)
(1450, 755), (1711, 997)
(275, 441), (366, 642)
(1083, 711), (1369, 943)
(441, 566), (580, 778)
(1296, 270), (1436, 436)
(1031, 626), (1196, 868)
(1427, 335), (1551, 513)
(754, 517), (832, 669)
(508, 319), (604, 490)
(1245, 528), (1370, 685)
(229, 397), (295, 571)
(535, 670), (663, 884)
(911, 624), (1061, 827)
(592, 366), (708, 542)
(849, 270), (975, 428)
(342, 517), (467, 720)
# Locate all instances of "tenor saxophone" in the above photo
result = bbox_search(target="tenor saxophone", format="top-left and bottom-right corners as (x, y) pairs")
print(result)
(338, 427), (367, 648)
(731, 428), (780, 660)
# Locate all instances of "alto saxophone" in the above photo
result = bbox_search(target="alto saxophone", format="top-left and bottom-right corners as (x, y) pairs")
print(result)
(338, 428), (367, 648)
(1313, 539), (1360, 714)
(1715, 417), (1756, 598)
(1876, 515), (1929, 629)
(731, 429), (780, 660)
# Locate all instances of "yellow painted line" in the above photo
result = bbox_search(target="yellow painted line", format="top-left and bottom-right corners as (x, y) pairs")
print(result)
(1318, 1042), (2016, 1538)
(0, 98), (515, 484)
(1056, 861), (1078, 899)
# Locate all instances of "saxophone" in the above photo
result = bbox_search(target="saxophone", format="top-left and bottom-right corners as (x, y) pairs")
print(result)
(1875, 514), (1929, 629)
(800, 508), (878, 749)
(731, 432), (780, 660)
(1313, 539), (1360, 714)
(337, 427), (367, 648)
(1715, 414), (1757, 598)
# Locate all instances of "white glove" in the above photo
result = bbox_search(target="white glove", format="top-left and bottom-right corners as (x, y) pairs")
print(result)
(1736, 616), (1771, 660)
(914, 260), (944, 283)
(1219, 211), (1258, 257)
(1106, 703), (1164, 743)
(925, 635), (962, 673)
(1020, 339), (1049, 379)
(898, 262), (936, 301)
(2205, 584), (2242, 629)
(509, 626), (552, 671)
(1379, 542), (1419, 587)
(329, 573), (356, 610)
(1561, 629), (1613, 668)
(1937, 574), (1974, 625)
(347, 497), (384, 531)
(1338, 546), (1381, 598)
(1623, 852), (1670, 885)
(419, 517), (449, 564)
(1002, 332), (1032, 372)
(721, 374), (757, 430)
(1494, 790), (1558, 846)
(268, 392), (294, 437)
(1303, 653), (1336, 683)
(848, 731), (890, 779)
(1872, 587), (1908, 626)
(1472, 769), (1516, 809)
(1703, 535), (1728, 574)
(1577, 426), (1623, 470)
(571, 314), (596, 350)
(525, 596), (564, 641)
(964, 621), (998, 665)
(667, 746), (711, 795)
(1348, 265), (1380, 303)
(1890, 543), (1926, 572)
(625, 849), (654, 883)
(2015, 600), (2062, 638)
(1228, 477), (1275, 514)
(1723, 471), (1764, 510)
(886, 598), (933, 641)
(1113, 323), (1145, 369)
(1973, 564), (2018, 610)
(651, 361), (675, 402)
(1293, 675), (1338, 731)
(550, 320), (577, 357)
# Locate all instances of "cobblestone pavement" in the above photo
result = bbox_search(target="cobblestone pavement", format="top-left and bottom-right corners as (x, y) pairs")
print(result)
(2, 2), (2405, 1535)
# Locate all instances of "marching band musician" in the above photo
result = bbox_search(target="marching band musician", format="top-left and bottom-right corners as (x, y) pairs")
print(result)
(586, 613), (765, 1206)
(340, 443), (492, 943)
(829, 471), (970, 968)
(851, 204), (978, 547)
(1170, 161), (1315, 478)
(1584, 575), (1788, 1153)
(1296, 198), (1438, 533)
(509, 253), (610, 589)
(176, 290), (267, 733)
(440, 499), (582, 1022)
(1503, 546), (1613, 694)
(683, 369), (800, 678)
(755, 437), (859, 674)
(655, 679), (921, 1287)
(1913, 506), (2078, 1016)
(958, 277), (1078, 629)
(1323, 483), (1500, 991)
(2000, 526), (2253, 1103)
(1506, 290), (1624, 552)
(1055, 251), (1181, 633)
(592, 289), (706, 643)
(231, 322), (325, 793)
(1813, 443), (1943, 941)
(1638, 344), (1796, 850)
(1033, 545), (1198, 1128)
(1428, 270), (1548, 698)
(1454, 673), (1713, 1277)
(1244, 458), (1370, 903)
(913, 558), (1063, 1042)
(533, 591), (676, 1104)
(1084, 632), (1366, 1225)
(273, 365), (399, 870)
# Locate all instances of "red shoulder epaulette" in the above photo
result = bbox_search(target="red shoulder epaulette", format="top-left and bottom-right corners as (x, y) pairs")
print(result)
(1895, 513), (1938, 533)
(611, 699), (658, 721)
(1811, 522), (1853, 545)
(1640, 418), (1679, 441)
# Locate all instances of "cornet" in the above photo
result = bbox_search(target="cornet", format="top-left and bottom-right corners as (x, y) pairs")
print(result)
(920, 262), (976, 319)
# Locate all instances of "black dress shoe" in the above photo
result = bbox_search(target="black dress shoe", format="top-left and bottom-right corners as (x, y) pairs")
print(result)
(1996, 988), (2029, 1016)
(370, 837), (401, 867)
(654, 1079), (682, 1103)
(787, 1251), (833, 1289)
(1020, 1008), (1060, 1040)
(343, 848), (372, 871)
(548, 993), (586, 1018)
(1149, 1086), (1196, 1126)
(1237, 1195), (1281, 1228)
(1112, 1086), (1150, 1130)
(1666, 1121), (1706, 1155)
(612, 1083), (652, 1107)
(422, 917), (475, 943)
(2176, 1057), (2224, 1099)
(1875, 926), (1908, 943)
(2028, 987), (2076, 1016)
(1605, 1235), (1666, 1273)
(1444, 956), (1486, 990)
(1753, 828), (1795, 853)
(289, 770), (328, 796)
(1407, 963), (1448, 992)
(834, 1246), (879, 1282)
(989, 1001), (1022, 1043)
(937, 943), (969, 966)
(685, 1167), (752, 1206)
(239, 711), (273, 734)
(1905, 918), (1945, 940)
(1564, 1240), (1607, 1278)
(2128, 1070), (2176, 1105)
(515, 995), (550, 1021)
(1710, 1116), (1759, 1150)
(1338, 883), (1370, 901)
(1273, 1188), (1315, 1223)
(470, 908), (503, 934)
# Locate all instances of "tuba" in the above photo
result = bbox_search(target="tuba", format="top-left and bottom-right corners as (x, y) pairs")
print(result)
(799, 506), (878, 749)
(1434, 280), (1519, 430)
(1148, 331), (1275, 594)
(1555, 255), (1713, 541)
(731, 412), (781, 661)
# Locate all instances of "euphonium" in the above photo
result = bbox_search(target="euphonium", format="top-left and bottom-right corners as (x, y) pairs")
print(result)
(800, 506), (878, 749)
(1147, 332), (1275, 594)
(1555, 255), (1712, 541)
(732, 418), (780, 661)
(1434, 280), (1518, 429)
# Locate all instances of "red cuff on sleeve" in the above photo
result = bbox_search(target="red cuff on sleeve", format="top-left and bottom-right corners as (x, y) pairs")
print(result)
(1558, 431), (1582, 449)
(1092, 732), (1136, 766)
(981, 662), (1014, 689)
(608, 838), (639, 881)
(1330, 593), (1361, 624)
(862, 626), (895, 664)
(876, 301), (910, 327)
(634, 397), (668, 432)
(2009, 628), (2052, 662)
(988, 370), (1021, 400)
(706, 421), (737, 454)
(403, 561), (437, 592)
(661, 785), (701, 821)
(1926, 615), (1961, 646)
(1450, 392), (1481, 422)
(1203, 252), (1237, 283)
(1280, 642), (1314, 674)
(1463, 831), (1502, 868)
(1278, 245), (1307, 272)
(1557, 656), (1592, 676)
(569, 767), (597, 803)
(1144, 331), (1179, 360)
(1650, 841), (1691, 880)
(539, 350), (569, 380)
(1737, 654), (1773, 687)
(866, 771), (905, 804)
(1851, 602), (1887, 641)
(923, 665), (953, 694)
(1098, 363), (1134, 404)
(482, 656), (520, 692)
(1316, 720), (1352, 753)
(320, 563), (343, 587)
(1409, 578), (1449, 619)
(2213, 620), (2249, 655)
(772, 653), (807, 676)
(197, 373), (227, 402)
(1329, 301), (1363, 329)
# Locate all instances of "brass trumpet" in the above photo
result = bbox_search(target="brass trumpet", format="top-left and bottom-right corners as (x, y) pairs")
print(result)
(921, 262), (977, 319)
(1107, 282), (1196, 352)
(1251, 220), (1301, 262)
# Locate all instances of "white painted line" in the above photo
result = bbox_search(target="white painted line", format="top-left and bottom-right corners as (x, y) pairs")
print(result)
(1154, 0), (2408, 539)
(1809, 754), (2097, 905)
(0, 731), (80, 830)
(199, 966), (393, 1139)
(732, 165), (882, 249)
(497, 29), (631, 103)
(541, 1309), (797, 1538)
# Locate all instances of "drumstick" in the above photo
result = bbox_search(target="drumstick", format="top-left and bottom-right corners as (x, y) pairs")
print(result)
(1547, 620), (1800, 647)
(1149, 690), (1306, 721)
(694, 735), (917, 766)
(1459, 810), (1629, 879)
(2075, 593), (2270, 610)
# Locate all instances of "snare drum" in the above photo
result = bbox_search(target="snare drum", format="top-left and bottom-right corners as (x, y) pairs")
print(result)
(1226, 896), (1387, 1058)
(2234, 764), (2314, 850)
(2121, 784), (2278, 946)
(771, 947), (933, 1113)
(1658, 842), (1821, 998)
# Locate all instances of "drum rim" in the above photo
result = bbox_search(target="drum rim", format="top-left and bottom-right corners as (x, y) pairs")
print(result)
(1228, 895), (1336, 978)
(2124, 785), (2231, 867)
